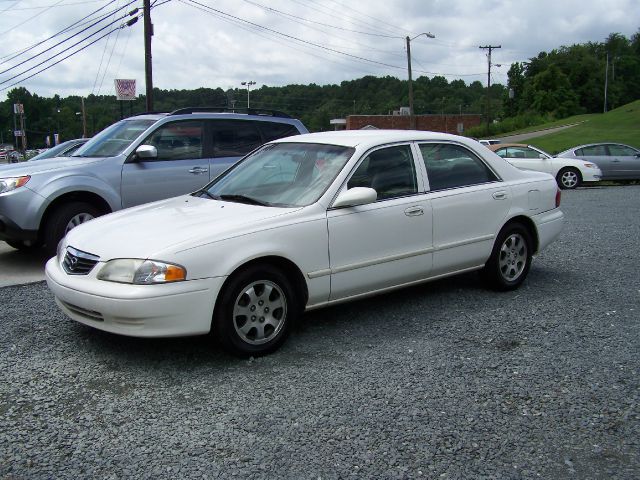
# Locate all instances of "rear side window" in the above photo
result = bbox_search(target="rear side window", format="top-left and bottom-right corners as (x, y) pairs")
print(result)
(608, 144), (637, 156)
(209, 120), (262, 158)
(506, 146), (540, 159)
(420, 143), (497, 191)
(258, 122), (301, 142)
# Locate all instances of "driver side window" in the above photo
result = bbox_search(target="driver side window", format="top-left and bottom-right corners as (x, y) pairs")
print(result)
(142, 121), (204, 161)
(347, 145), (417, 201)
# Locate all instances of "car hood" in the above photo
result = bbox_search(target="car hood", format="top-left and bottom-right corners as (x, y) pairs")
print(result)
(64, 195), (303, 260)
(0, 156), (105, 175)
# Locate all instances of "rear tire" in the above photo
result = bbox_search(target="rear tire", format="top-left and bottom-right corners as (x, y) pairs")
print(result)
(557, 168), (581, 189)
(482, 222), (533, 291)
(213, 265), (299, 357)
(43, 202), (101, 256)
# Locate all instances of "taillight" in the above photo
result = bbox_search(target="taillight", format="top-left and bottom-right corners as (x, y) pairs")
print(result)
(555, 188), (562, 207)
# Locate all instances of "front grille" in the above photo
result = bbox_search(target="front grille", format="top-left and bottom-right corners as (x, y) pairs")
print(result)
(62, 246), (100, 275)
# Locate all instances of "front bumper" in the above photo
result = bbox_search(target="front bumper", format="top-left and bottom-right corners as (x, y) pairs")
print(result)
(45, 256), (227, 337)
(0, 214), (39, 242)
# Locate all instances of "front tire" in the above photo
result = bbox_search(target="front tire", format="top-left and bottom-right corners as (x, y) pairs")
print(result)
(557, 168), (581, 189)
(213, 265), (299, 357)
(482, 222), (533, 291)
(43, 202), (101, 256)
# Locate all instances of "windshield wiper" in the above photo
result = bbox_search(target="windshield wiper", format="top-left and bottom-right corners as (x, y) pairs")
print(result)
(219, 194), (269, 206)
(193, 189), (219, 200)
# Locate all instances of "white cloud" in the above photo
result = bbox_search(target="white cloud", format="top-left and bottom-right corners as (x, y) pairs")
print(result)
(0, 0), (637, 100)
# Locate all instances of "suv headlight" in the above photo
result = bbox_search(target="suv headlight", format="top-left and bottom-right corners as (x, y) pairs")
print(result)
(0, 176), (30, 194)
(97, 259), (186, 284)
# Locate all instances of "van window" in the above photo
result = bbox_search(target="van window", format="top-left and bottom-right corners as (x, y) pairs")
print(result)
(258, 122), (300, 142)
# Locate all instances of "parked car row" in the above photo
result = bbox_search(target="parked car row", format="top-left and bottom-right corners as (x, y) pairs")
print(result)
(484, 141), (639, 189)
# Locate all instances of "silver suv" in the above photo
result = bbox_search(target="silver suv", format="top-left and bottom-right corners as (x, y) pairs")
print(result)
(0, 108), (308, 254)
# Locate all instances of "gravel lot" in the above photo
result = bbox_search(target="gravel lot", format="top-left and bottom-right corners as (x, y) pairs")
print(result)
(1, 186), (638, 479)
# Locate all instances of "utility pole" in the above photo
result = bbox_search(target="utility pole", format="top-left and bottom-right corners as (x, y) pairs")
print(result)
(81, 97), (87, 138)
(479, 45), (501, 131)
(406, 32), (435, 130)
(603, 51), (609, 113)
(143, 0), (153, 111)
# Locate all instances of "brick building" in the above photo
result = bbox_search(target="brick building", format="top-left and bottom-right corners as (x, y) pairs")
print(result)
(344, 114), (483, 134)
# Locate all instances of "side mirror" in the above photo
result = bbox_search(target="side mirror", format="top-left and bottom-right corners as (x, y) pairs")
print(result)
(134, 144), (157, 160)
(332, 187), (377, 208)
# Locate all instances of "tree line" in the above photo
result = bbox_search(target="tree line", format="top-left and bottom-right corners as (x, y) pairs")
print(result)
(1, 30), (637, 148)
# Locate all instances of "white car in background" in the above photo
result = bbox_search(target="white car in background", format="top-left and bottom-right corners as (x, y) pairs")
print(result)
(488, 143), (602, 189)
(46, 131), (564, 357)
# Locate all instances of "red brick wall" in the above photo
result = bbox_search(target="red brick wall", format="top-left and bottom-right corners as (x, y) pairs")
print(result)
(346, 114), (482, 134)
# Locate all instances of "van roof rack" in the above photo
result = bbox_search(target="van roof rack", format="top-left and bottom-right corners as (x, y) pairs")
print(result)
(168, 107), (291, 118)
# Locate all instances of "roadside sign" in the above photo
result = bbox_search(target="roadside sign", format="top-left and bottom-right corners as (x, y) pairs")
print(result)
(14, 130), (23, 137)
(13, 103), (24, 114)
(115, 79), (136, 101)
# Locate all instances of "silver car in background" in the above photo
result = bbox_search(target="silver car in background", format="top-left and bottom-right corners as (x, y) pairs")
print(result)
(557, 142), (640, 180)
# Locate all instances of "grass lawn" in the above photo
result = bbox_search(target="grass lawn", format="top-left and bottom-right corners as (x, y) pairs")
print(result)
(499, 100), (640, 154)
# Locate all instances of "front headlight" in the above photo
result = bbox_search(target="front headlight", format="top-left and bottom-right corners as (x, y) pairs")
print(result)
(0, 176), (30, 194)
(584, 163), (598, 169)
(97, 259), (186, 284)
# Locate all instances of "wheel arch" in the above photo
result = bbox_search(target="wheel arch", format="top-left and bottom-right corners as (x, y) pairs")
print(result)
(215, 255), (309, 313)
(40, 191), (112, 235)
(501, 215), (539, 253)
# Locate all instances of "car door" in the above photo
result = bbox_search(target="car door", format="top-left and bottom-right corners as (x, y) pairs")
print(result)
(607, 144), (640, 179)
(121, 120), (209, 208)
(327, 144), (433, 300)
(574, 145), (613, 177)
(418, 142), (511, 275)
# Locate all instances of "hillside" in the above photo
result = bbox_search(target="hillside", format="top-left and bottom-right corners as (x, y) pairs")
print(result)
(504, 100), (640, 154)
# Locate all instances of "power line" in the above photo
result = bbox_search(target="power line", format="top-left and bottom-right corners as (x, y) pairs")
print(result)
(0, 0), (127, 63)
(0, 0), (66, 36)
(0, 1), (136, 74)
(0, 14), (141, 92)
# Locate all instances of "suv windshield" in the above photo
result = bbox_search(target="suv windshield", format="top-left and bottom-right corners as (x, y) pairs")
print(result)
(199, 142), (355, 207)
(72, 119), (156, 157)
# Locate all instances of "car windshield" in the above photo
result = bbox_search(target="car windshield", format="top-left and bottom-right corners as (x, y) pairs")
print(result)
(198, 142), (355, 207)
(72, 119), (156, 157)
(29, 140), (84, 161)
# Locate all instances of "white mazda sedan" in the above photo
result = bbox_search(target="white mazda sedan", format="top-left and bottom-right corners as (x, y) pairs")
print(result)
(46, 130), (564, 356)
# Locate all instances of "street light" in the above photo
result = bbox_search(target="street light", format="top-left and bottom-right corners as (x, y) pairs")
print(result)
(406, 32), (435, 129)
(241, 81), (256, 108)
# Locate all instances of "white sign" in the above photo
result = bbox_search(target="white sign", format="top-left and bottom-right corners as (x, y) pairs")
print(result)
(14, 103), (24, 114)
(114, 79), (137, 101)
(14, 130), (23, 137)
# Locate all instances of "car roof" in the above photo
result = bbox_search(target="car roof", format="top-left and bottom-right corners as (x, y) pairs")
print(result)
(270, 130), (478, 150)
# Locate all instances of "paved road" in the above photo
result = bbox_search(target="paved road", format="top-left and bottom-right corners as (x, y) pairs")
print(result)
(1, 186), (639, 478)
(498, 122), (583, 143)
(0, 242), (50, 287)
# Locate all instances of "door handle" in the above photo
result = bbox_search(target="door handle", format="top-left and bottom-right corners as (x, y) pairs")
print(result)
(188, 167), (209, 174)
(404, 206), (424, 216)
(612, 159), (621, 163)
(492, 191), (508, 200)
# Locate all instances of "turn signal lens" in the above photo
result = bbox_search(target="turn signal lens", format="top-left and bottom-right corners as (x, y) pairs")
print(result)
(555, 189), (562, 208)
(98, 259), (186, 284)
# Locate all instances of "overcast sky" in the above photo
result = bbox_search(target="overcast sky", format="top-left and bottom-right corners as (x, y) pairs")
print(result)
(0, 0), (638, 101)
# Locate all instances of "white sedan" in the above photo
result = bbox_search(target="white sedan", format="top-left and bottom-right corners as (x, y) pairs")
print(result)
(488, 143), (602, 189)
(46, 131), (564, 356)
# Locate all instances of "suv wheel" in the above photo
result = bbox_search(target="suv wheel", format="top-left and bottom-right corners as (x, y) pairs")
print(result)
(44, 202), (101, 255)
